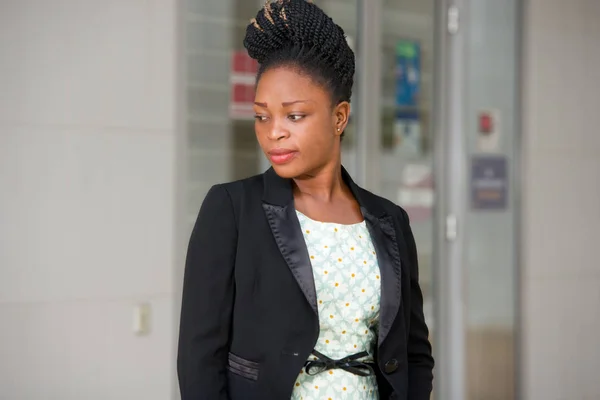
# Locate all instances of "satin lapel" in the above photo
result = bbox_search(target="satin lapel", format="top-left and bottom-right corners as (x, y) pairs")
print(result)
(262, 203), (318, 315)
(362, 208), (402, 345)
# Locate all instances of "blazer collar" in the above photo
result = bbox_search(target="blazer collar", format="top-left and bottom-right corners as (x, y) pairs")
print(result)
(262, 166), (387, 218)
(261, 166), (403, 346)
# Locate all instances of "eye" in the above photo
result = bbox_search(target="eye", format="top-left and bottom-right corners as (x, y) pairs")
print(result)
(254, 115), (268, 122)
(288, 114), (305, 122)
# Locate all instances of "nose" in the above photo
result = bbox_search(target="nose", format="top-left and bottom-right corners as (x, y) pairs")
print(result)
(267, 118), (290, 141)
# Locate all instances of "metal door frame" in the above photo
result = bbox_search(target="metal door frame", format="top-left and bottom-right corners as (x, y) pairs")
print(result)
(432, 0), (468, 399)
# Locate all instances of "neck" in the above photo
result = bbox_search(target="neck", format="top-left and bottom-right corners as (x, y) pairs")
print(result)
(292, 162), (345, 203)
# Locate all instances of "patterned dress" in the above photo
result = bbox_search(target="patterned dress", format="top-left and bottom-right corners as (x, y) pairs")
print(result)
(291, 211), (381, 400)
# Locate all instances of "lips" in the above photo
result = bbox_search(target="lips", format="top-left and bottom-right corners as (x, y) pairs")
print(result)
(267, 148), (298, 165)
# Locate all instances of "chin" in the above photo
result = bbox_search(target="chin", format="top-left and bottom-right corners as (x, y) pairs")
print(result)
(270, 163), (302, 179)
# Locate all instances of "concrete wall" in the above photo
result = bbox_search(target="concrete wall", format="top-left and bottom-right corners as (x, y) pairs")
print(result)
(522, 0), (600, 399)
(0, 1), (178, 398)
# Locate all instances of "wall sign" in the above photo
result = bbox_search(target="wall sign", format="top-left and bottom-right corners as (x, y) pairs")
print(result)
(470, 156), (508, 211)
(394, 40), (422, 156)
(397, 164), (433, 222)
(477, 108), (501, 152)
(395, 40), (420, 107)
(230, 50), (258, 119)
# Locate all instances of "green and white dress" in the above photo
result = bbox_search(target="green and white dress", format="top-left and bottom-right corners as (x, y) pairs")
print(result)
(291, 211), (381, 400)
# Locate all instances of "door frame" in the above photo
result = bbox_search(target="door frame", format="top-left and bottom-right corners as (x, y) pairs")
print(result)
(432, 0), (468, 398)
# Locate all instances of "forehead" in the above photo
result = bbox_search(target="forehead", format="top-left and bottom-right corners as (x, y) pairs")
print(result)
(255, 66), (330, 104)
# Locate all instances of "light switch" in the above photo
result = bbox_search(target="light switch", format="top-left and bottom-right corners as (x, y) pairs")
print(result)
(133, 303), (151, 336)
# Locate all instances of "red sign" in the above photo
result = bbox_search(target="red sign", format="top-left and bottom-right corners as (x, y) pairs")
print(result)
(478, 112), (493, 134)
(230, 50), (259, 119)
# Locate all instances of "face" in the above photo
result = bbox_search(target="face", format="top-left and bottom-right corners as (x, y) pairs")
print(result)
(253, 66), (350, 179)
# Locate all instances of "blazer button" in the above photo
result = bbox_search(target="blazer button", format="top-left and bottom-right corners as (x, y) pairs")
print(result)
(384, 359), (399, 374)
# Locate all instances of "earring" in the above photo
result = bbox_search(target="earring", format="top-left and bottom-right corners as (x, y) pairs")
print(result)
(337, 128), (341, 132)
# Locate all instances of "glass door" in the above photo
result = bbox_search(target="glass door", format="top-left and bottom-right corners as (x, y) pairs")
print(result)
(350, 1), (460, 399)
(350, 1), (520, 399)
(353, 0), (438, 387)
(376, 0), (437, 336)
(377, 0), (440, 396)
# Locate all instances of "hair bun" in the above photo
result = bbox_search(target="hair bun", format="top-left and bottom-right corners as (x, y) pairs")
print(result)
(243, 0), (355, 106)
(244, 0), (349, 67)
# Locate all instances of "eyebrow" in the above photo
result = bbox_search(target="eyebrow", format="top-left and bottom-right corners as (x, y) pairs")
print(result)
(253, 100), (313, 108)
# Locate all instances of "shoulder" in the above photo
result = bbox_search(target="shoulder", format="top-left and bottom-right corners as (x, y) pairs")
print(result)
(201, 172), (266, 215)
(218, 173), (264, 193)
(211, 172), (264, 201)
(196, 173), (265, 229)
(354, 185), (410, 224)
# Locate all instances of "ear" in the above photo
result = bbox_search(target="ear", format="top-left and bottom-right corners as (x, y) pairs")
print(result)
(333, 101), (351, 137)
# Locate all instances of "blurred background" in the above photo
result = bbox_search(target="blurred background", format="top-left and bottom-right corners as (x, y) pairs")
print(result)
(1, 0), (599, 399)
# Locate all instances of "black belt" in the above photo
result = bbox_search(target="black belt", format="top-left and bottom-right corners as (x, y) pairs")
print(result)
(304, 349), (375, 377)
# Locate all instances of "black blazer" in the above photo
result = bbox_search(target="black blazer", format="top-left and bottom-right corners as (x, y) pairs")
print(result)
(177, 168), (434, 400)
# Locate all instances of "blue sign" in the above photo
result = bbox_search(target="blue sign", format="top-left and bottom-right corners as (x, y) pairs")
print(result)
(395, 41), (421, 107)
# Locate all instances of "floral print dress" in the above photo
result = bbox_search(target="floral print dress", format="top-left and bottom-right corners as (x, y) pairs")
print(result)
(291, 211), (381, 400)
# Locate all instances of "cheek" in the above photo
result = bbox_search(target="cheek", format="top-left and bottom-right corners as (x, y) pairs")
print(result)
(310, 115), (335, 141)
(254, 123), (268, 146)
(296, 119), (334, 152)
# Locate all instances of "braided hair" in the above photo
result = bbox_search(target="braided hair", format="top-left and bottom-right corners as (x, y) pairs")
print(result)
(244, 0), (355, 112)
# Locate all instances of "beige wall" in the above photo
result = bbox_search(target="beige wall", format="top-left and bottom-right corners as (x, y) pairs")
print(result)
(0, 0), (178, 398)
(522, 0), (600, 399)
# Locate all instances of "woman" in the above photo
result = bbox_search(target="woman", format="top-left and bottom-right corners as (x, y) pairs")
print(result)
(177, 1), (434, 399)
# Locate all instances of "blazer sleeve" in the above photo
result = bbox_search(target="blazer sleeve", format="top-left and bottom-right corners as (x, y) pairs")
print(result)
(399, 208), (434, 400)
(177, 184), (237, 400)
